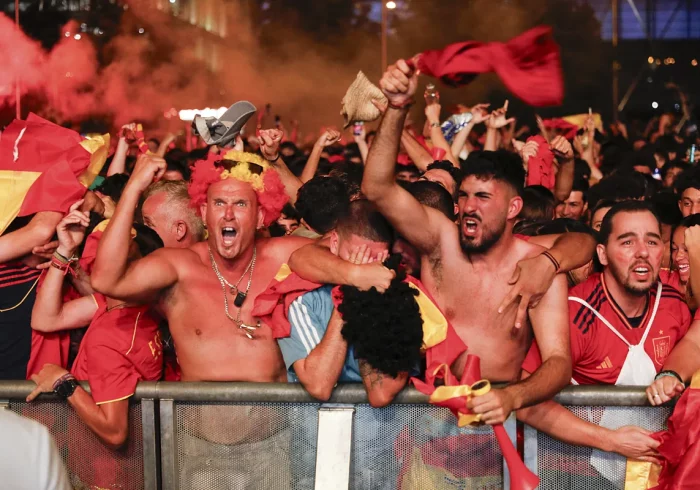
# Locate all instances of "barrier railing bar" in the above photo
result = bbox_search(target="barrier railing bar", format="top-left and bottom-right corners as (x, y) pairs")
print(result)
(159, 399), (178, 490)
(141, 399), (159, 490)
(0, 382), (656, 406)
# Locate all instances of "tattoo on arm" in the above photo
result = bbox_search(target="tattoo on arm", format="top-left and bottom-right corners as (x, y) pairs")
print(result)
(359, 360), (385, 389)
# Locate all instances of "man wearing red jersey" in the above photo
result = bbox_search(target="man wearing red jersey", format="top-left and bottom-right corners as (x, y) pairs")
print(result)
(519, 201), (700, 487)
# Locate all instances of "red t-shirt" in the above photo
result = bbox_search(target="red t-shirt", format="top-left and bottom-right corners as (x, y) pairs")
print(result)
(71, 294), (163, 403)
(523, 273), (692, 384)
(659, 268), (683, 291)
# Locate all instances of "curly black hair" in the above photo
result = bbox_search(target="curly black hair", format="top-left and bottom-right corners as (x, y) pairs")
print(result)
(337, 255), (424, 378)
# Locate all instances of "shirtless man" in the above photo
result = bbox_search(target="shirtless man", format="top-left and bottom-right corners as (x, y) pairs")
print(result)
(291, 61), (582, 425)
(91, 150), (317, 382)
(91, 149), (330, 488)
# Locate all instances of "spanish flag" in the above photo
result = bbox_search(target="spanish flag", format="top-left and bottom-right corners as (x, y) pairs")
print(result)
(0, 113), (109, 234)
(251, 264), (325, 339)
(625, 371), (700, 490)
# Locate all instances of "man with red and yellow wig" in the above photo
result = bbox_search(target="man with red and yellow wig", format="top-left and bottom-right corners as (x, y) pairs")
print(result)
(90, 145), (311, 487)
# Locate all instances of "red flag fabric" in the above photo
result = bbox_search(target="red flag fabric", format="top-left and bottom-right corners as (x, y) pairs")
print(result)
(414, 26), (563, 107)
(525, 135), (556, 190)
(543, 118), (579, 140)
(648, 375), (700, 489)
(250, 264), (323, 339)
(0, 113), (108, 234)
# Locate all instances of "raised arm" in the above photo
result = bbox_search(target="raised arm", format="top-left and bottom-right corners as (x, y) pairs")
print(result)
(353, 125), (369, 164)
(362, 60), (450, 254)
(259, 129), (303, 204)
(424, 103), (457, 166)
(108, 124), (135, 176)
(90, 155), (178, 302)
(470, 274), (571, 424)
(300, 130), (341, 183)
(450, 104), (489, 161)
(400, 129), (434, 171)
(32, 203), (98, 333)
(156, 133), (177, 157)
(484, 101), (514, 151)
(550, 136), (576, 203)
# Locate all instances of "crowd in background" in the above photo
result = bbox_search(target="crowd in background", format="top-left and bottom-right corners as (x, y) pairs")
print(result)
(3, 58), (700, 489)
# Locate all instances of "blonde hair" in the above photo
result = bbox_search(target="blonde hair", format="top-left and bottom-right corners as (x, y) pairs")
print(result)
(144, 180), (206, 241)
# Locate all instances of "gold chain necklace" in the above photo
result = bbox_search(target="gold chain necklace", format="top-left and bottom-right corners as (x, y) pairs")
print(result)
(208, 246), (260, 339)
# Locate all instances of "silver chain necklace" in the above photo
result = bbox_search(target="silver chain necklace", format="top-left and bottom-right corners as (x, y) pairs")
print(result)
(208, 246), (260, 339)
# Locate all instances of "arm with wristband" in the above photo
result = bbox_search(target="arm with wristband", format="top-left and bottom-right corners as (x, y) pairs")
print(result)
(31, 201), (99, 333)
(27, 363), (130, 448)
(647, 309), (700, 406)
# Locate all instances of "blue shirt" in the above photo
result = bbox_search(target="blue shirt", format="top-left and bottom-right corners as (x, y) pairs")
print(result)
(278, 285), (361, 383)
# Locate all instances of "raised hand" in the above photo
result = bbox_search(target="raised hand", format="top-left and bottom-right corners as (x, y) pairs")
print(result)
(470, 104), (491, 124)
(316, 129), (342, 148)
(425, 103), (442, 125)
(486, 100), (515, 129)
(549, 135), (574, 162)
(379, 59), (419, 108)
(56, 200), (90, 258)
(126, 154), (167, 194)
(259, 128), (284, 161)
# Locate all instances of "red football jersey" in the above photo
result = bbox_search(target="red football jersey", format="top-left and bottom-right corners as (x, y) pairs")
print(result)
(523, 273), (692, 384)
(71, 294), (163, 404)
(659, 269), (683, 292)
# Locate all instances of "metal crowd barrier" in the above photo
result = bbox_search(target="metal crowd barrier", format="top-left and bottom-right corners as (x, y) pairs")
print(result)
(0, 382), (668, 490)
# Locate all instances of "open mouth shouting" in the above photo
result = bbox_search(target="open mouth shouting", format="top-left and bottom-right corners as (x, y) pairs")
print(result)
(462, 216), (480, 238)
(221, 226), (238, 247)
(630, 261), (652, 282)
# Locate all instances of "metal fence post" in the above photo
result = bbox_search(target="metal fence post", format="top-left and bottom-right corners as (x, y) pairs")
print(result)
(160, 399), (178, 490)
(141, 399), (159, 490)
(523, 424), (539, 478)
(314, 404), (355, 490)
(502, 413), (517, 490)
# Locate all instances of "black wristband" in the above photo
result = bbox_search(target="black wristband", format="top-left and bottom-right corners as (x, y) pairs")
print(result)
(655, 370), (684, 385)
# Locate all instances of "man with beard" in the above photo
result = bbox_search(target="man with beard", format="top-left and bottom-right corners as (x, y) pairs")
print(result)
(291, 60), (582, 424)
(518, 201), (700, 485)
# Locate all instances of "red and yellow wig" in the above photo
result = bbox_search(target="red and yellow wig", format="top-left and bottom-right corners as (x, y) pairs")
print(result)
(188, 150), (288, 227)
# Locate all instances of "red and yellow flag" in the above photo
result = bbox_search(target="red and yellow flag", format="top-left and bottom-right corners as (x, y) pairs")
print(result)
(0, 113), (109, 234)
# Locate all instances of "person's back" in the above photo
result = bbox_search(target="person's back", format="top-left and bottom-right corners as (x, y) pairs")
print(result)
(0, 410), (72, 490)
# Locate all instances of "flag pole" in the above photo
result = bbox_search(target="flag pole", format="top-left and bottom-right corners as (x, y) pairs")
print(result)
(15, 0), (21, 120)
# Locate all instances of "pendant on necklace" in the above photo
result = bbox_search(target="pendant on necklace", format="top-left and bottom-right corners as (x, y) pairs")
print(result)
(238, 322), (258, 339)
(234, 291), (247, 308)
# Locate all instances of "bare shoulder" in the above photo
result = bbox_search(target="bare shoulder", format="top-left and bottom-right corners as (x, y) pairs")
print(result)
(514, 236), (547, 260)
(148, 243), (206, 272)
(258, 236), (313, 261)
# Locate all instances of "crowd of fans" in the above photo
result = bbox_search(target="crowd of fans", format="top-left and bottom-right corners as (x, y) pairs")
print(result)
(3, 58), (700, 488)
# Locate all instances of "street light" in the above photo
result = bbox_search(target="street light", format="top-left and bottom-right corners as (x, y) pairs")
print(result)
(381, 2), (397, 72)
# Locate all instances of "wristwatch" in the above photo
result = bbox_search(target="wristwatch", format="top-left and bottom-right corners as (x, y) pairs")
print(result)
(54, 375), (79, 399)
